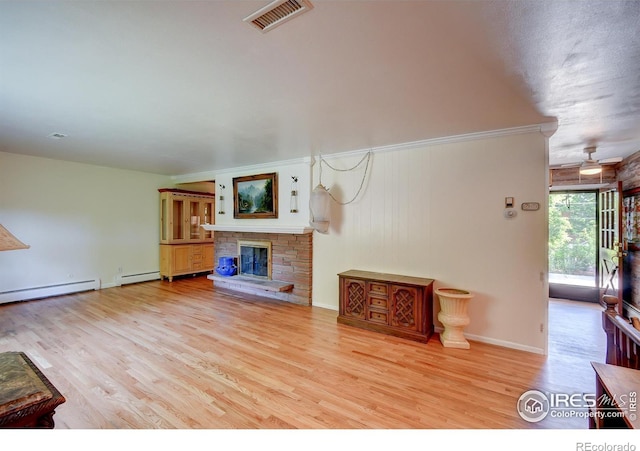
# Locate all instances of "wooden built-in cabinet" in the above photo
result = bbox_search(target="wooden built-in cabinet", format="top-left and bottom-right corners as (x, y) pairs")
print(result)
(160, 244), (214, 282)
(159, 189), (215, 281)
(338, 270), (434, 342)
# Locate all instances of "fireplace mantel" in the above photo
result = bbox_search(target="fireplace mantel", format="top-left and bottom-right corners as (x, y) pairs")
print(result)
(201, 224), (313, 235)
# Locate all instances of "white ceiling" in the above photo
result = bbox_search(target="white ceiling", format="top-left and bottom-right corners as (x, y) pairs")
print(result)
(1, 1), (639, 175)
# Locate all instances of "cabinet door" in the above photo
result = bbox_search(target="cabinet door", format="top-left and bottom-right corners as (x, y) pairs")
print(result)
(390, 285), (420, 331)
(160, 196), (169, 242)
(203, 244), (215, 269)
(188, 199), (215, 241)
(342, 278), (366, 319)
(170, 196), (188, 243)
(160, 193), (187, 243)
(188, 200), (202, 241)
(173, 246), (192, 273)
(159, 245), (171, 276)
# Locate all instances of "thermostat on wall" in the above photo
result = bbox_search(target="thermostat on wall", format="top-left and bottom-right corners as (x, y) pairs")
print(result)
(521, 202), (540, 211)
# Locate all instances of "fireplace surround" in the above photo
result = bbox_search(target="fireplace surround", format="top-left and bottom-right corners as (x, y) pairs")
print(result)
(237, 240), (271, 279)
(209, 228), (312, 305)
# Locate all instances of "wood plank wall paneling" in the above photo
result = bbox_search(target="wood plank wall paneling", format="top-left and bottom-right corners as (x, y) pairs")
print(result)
(313, 133), (548, 351)
(549, 166), (617, 187)
(0, 277), (605, 429)
(619, 151), (640, 311)
(618, 151), (640, 192)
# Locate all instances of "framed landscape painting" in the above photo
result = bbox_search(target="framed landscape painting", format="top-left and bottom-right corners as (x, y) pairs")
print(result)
(233, 172), (278, 219)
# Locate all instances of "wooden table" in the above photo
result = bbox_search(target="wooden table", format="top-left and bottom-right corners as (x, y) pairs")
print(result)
(590, 362), (639, 429)
(0, 352), (66, 428)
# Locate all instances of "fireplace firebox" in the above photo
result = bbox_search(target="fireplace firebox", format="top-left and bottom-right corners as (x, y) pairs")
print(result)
(237, 240), (271, 279)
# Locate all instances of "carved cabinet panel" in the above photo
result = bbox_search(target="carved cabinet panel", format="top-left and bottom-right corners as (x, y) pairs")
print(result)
(342, 278), (366, 319)
(338, 270), (434, 343)
(390, 285), (421, 331)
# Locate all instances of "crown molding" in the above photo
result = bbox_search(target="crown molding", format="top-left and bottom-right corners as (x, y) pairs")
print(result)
(172, 156), (312, 183)
(316, 122), (559, 162)
(173, 122), (555, 180)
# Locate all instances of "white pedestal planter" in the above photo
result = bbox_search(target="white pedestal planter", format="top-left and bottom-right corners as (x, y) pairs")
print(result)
(435, 288), (474, 349)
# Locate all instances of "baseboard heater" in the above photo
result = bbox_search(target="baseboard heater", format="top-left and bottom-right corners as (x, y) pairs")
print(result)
(0, 279), (100, 305)
(117, 271), (160, 286)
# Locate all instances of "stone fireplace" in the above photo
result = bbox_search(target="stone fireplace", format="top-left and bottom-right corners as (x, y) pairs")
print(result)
(206, 226), (313, 305)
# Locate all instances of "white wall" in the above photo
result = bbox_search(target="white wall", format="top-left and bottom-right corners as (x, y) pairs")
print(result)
(0, 152), (171, 297)
(2, 125), (549, 353)
(172, 158), (312, 228)
(311, 129), (550, 353)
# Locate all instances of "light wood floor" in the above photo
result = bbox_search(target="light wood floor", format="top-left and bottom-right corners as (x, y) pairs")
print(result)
(0, 277), (606, 429)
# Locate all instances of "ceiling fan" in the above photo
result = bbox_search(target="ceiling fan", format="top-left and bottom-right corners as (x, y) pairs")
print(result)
(558, 146), (623, 175)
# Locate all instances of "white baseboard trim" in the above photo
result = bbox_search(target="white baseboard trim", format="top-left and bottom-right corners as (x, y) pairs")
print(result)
(0, 279), (100, 304)
(315, 306), (545, 354)
(434, 326), (545, 355)
(311, 301), (338, 311)
(115, 271), (161, 287)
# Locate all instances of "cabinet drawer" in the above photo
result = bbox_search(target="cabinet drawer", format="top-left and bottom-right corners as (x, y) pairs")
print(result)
(191, 245), (203, 255)
(368, 282), (388, 296)
(192, 253), (203, 262)
(367, 309), (388, 324)
(368, 295), (388, 309)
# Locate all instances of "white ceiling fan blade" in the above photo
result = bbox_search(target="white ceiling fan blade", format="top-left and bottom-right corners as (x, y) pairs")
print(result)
(599, 157), (623, 164)
(558, 162), (581, 168)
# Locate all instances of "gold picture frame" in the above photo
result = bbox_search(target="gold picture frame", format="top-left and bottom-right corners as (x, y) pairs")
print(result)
(233, 172), (278, 219)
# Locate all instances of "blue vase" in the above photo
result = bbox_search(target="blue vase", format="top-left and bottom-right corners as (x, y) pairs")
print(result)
(216, 257), (237, 277)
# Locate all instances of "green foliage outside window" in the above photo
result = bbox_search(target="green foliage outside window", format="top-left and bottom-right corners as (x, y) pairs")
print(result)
(548, 192), (597, 275)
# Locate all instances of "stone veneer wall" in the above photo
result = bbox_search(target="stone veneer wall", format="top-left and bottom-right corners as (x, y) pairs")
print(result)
(617, 151), (640, 192)
(618, 151), (640, 311)
(549, 165), (617, 187)
(213, 231), (312, 305)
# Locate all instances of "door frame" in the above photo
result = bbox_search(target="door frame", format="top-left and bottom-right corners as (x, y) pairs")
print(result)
(598, 181), (624, 314)
(598, 181), (626, 315)
(548, 190), (600, 302)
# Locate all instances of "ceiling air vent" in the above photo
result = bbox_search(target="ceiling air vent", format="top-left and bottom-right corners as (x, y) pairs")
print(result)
(243, 0), (314, 33)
